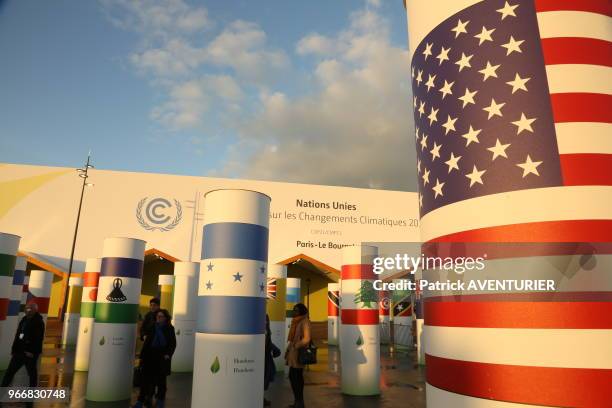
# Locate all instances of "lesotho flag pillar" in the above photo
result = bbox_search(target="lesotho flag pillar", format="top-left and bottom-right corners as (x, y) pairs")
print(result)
(172, 261), (199, 372)
(192, 189), (270, 408)
(284, 278), (301, 344)
(340, 245), (380, 396)
(0, 254), (24, 370)
(75, 258), (101, 371)
(28, 270), (53, 324)
(0, 233), (19, 367)
(378, 290), (390, 345)
(158, 274), (174, 313)
(392, 279), (412, 348)
(266, 264), (287, 371)
(86, 238), (145, 402)
(61, 277), (83, 347)
(327, 283), (340, 346)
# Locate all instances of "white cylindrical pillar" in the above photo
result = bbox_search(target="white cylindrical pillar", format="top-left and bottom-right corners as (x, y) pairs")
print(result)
(327, 282), (340, 346)
(28, 269), (53, 324)
(192, 189), (270, 408)
(0, 253), (24, 370)
(266, 264), (287, 371)
(158, 274), (174, 313)
(340, 245), (380, 396)
(86, 238), (145, 402)
(172, 261), (199, 373)
(284, 277), (301, 344)
(0, 233), (20, 370)
(75, 258), (101, 371)
(61, 276), (83, 347)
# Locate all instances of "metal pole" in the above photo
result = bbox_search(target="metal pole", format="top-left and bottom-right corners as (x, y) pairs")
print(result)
(60, 153), (92, 322)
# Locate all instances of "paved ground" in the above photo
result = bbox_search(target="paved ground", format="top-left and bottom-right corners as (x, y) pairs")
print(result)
(1, 324), (426, 408)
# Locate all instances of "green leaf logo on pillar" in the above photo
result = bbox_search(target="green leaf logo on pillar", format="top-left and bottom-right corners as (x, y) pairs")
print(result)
(99, 336), (105, 346)
(84, 326), (88, 334)
(210, 356), (220, 374)
(356, 334), (363, 347)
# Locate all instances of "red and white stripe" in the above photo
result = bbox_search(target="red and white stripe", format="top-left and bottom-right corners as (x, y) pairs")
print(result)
(536, 0), (612, 186)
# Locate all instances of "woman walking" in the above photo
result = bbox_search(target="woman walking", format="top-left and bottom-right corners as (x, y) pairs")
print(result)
(134, 309), (176, 408)
(285, 303), (311, 408)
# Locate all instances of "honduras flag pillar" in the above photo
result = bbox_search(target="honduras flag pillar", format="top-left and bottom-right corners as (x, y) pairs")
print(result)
(284, 278), (301, 344)
(172, 261), (199, 373)
(327, 283), (340, 346)
(266, 264), (287, 371)
(75, 258), (101, 371)
(61, 277), (83, 347)
(86, 237), (145, 402)
(340, 245), (380, 396)
(192, 189), (270, 408)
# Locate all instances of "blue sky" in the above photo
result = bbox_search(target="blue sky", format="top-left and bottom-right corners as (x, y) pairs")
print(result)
(0, 0), (416, 190)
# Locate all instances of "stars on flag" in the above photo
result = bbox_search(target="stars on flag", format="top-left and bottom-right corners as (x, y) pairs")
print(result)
(474, 26), (495, 45)
(479, 61), (500, 81)
(410, 0), (562, 215)
(233, 272), (243, 282)
(206, 280), (213, 290)
(511, 113), (536, 134)
(207, 262), (214, 272)
(506, 73), (529, 93)
(516, 155), (542, 177)
(497, 1), (519, 20)
(451, 19), (469, 38)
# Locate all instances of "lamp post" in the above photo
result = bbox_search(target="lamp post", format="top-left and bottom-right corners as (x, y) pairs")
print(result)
(60, 153), (94, 322)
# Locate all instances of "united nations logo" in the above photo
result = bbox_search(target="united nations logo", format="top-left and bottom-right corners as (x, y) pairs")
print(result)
(136, 197), (182, 232)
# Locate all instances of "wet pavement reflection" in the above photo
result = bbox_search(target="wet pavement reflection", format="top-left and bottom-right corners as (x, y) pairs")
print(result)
(0, 320), (426, 407)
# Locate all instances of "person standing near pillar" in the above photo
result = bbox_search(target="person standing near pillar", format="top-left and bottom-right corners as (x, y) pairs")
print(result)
(285, 303), (311, 408)
(1, 303), (45, 387)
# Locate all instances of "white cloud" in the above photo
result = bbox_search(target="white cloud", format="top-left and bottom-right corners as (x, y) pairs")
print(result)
(215, 4), (416, 190)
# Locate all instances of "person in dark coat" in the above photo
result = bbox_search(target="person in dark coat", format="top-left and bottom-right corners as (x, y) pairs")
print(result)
(140, 297), (160, 341)
(263, 314), (279, 407)
(134, 309), (176, 408)
(1, 303), (45, 387)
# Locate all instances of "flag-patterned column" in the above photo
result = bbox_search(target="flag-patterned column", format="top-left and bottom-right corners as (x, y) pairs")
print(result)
(61, 277), (83, 347)
(75, 258), (101, 371)
(158, 274), (174, 313)
(378, 289), (390, 345)
(0, 254), (24, 370)
(0, 233), (19, 369)
(340, 245), (380, 396)
(20, 275), (29, 318)
(172, 261), (199, 373)
(327, 282), (340, 346)
(86, 237), (145, 402)
(404, 0), (612, 406)
(192, 189), (270, 408)
(266, 264), (287, 371)
(28, 269), (53, 324)
(284, 277), (301, 344)
(392, 279), (412, 348)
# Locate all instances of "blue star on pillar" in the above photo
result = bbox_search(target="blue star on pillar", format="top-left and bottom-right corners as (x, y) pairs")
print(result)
(206, 280), (213, 290)
(233, 272), (243, 282)
(259, 265), (266, 274)
(259, 283), (265, 292)
(207, 262), (214, 272)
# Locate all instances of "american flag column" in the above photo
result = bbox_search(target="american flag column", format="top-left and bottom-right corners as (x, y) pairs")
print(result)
(404, 0), (612, 406)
